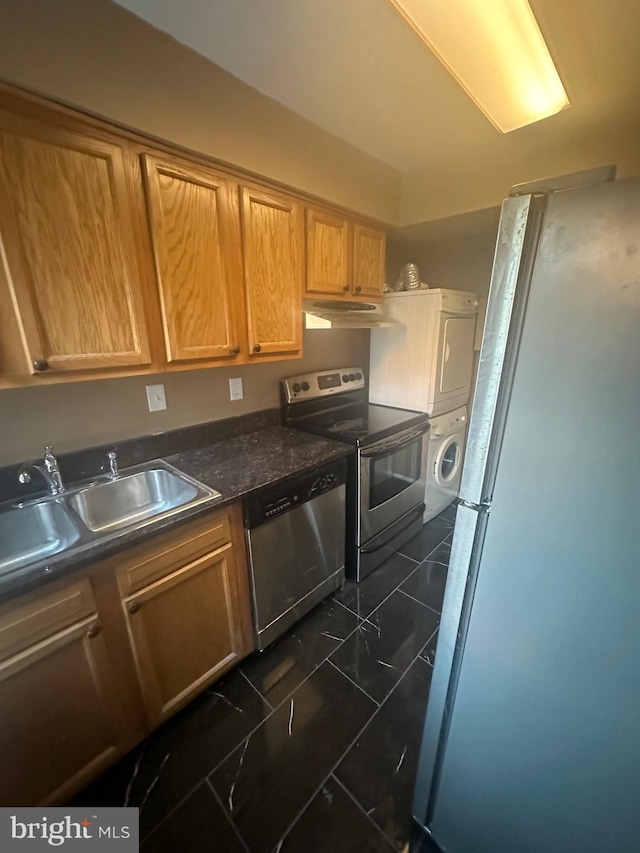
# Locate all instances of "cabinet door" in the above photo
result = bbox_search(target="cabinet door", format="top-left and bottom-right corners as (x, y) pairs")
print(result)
(0, 617), (124, 806)
(352, 223), (386, 298)
(0, 116), (151, 374)
(142, 155), (243, 363)
(123, 543), (248, 726)
(240, 187), (303, 358)
(305, 208), (351, 297)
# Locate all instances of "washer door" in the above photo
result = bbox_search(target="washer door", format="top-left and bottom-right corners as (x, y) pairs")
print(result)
(434, 434), (462, 486)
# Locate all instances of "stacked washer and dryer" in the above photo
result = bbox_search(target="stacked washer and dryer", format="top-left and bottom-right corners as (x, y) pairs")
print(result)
(370, 289), (479, 522)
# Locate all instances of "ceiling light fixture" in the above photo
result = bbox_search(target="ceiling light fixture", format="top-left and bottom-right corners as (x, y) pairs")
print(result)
(387, 0), (570, 132)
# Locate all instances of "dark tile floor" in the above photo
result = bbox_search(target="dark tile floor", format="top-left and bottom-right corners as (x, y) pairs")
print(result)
(72, 504), (457, 852)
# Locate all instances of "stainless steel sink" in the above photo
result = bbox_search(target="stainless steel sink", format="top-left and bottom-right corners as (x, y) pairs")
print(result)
(0, 500), (81, 575)
(68, 467), (211, 533)
(0, 460), (220, 579)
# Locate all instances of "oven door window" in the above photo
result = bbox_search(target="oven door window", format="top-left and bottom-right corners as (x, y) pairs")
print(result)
(369, 439), (422, 509)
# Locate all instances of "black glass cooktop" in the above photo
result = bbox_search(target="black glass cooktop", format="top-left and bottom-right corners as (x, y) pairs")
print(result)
(296, 402), (429, 447)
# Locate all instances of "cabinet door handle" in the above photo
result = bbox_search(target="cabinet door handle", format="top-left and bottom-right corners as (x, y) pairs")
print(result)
(253, 343), (262, 353)
(354, 285), (362, 294)
(87, 624), (102, 639)
(343, 285), (350, 292)
(231, 345), (241, 355)
(33, 359), (49, 372)
(128, 602), (141, 614)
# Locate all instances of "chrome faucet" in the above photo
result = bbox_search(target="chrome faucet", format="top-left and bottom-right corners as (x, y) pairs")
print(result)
(107, 450), (119, 480)
(18, 445), (65, 495)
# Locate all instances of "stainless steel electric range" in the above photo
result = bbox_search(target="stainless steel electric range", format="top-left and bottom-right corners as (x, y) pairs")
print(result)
(281, 367), (430, 581)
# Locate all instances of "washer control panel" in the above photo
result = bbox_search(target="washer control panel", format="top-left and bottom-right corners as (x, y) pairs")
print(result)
(429, 407), (468, 438)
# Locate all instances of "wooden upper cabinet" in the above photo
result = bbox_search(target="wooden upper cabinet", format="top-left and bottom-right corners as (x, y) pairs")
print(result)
(240, 187), (303, 358)
(305, 209), (351, 297)
(352, 223), (386, 299)
(142, 155), (243, 363)
(0, 116), (151, 374)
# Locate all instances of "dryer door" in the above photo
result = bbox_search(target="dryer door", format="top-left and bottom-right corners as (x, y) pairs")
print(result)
(434, 434), (462, 488)
(439, 316), (476, 396)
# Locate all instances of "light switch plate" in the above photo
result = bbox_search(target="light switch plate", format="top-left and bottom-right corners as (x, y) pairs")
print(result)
(146, 384), (167, 412)
(229, 377), (243, 401)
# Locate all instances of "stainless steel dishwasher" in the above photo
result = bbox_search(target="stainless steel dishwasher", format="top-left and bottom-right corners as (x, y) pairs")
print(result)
(243, 457), (347, 650)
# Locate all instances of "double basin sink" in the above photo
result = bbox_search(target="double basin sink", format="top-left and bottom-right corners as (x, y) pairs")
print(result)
(0, 461), (221, 579)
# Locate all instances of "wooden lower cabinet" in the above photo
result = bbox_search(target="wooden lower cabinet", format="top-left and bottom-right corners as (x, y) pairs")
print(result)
(0, 614), (124, 806)
(123, 541), (249, 726)
(0, 503), (253, 805)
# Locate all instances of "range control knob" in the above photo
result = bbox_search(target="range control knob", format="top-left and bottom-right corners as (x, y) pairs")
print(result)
(342, 374), (349, 382)
(292, 383), (301, 393)
(301, 381), (310, 391)
(355, 372), (362, 380)
(348, 373), (356, 381)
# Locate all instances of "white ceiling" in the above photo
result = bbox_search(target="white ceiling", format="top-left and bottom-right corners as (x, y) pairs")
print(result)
(114, 0), (640, 222)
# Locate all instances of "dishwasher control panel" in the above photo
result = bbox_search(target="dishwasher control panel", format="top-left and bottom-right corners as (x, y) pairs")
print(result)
(244, 457), (348, 529)
(264, 495), (297, 519)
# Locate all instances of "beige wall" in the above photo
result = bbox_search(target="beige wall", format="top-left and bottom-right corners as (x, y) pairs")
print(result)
(0, 0), (400, 223)
(386, 209), (501, 298)
(0, 0), (389, 468)
(0, 329), (369, 466)
(399, 124), (640, 225)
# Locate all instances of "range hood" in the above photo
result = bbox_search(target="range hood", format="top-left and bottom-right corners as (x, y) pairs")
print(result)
(303, 298), (396, 329)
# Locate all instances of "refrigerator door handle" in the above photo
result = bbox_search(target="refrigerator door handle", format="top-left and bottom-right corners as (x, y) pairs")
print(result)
(459, 194), (547, 507)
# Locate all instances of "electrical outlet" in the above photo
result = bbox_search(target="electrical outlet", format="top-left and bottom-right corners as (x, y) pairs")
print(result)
(229, 377), (243, 401)
(146, 383), (167, 412)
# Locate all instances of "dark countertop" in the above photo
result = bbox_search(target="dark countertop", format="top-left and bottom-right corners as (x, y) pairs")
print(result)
(0, 426), (353, 603)
(163, 426), (352, 498)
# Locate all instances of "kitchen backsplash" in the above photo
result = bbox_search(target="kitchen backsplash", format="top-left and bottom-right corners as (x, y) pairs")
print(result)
(0, 408), (281, 505)
(0, 328), (369, 467)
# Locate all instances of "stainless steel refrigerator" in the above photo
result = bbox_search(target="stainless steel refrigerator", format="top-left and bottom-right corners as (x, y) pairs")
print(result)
(412, 170), (640, 853)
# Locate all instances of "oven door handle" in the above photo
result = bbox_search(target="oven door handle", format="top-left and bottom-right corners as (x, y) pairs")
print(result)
(360, 426), (428, 459)
(360, 504), (425, 554)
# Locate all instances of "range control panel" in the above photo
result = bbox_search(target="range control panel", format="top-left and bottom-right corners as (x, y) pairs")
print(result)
(282, 367), (366, 403)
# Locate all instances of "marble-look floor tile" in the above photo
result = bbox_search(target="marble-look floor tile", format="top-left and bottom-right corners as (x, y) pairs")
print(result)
(420, 629), (439, 668)
(333, 553), (417, 620)
(335, 656), (435, 851)
(408, 822), (443, 852)
(397, 508), (455, 563)
(400, 540), (450, 614)
(209, 662), (376, 853)
(329, 592), (440, 704)
(72, 667), (270, 838)
(278, 775), (395, 853)
(141, 782), (245, 853)
(241, 598), (359, 708)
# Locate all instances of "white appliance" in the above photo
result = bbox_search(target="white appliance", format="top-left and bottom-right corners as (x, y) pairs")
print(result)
(369, 289), (479, 417)
(423, 406), (467, 522)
